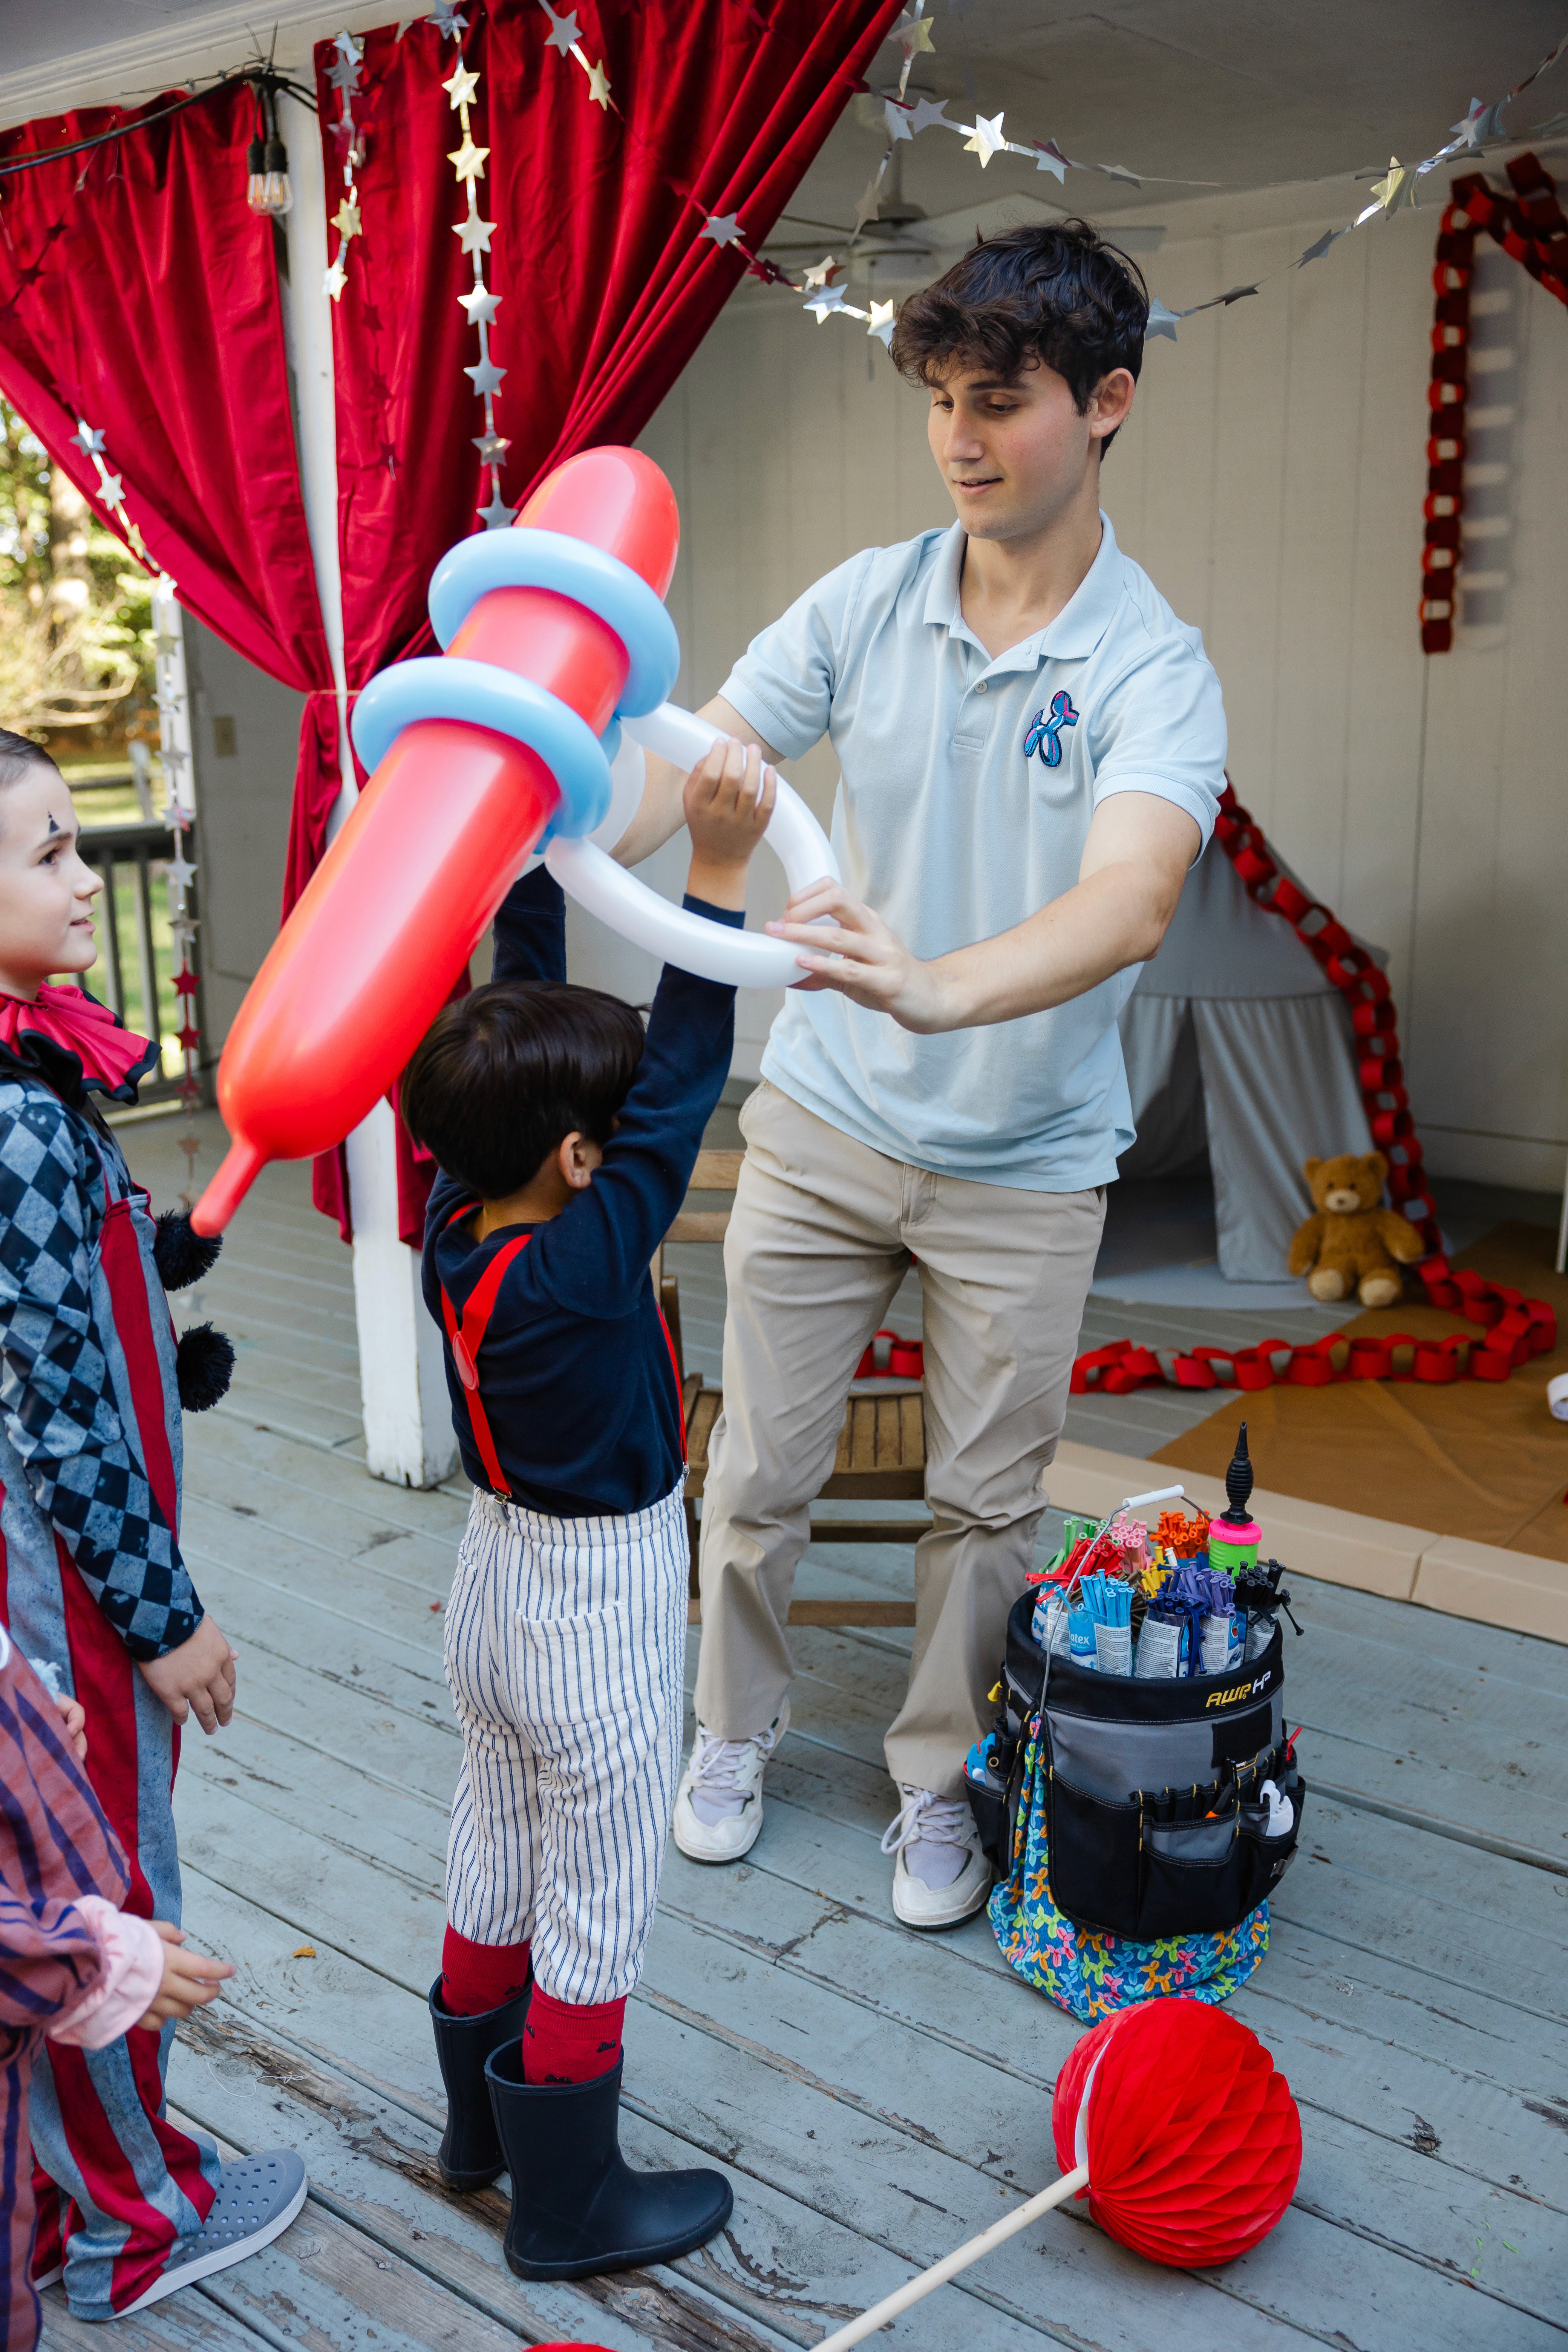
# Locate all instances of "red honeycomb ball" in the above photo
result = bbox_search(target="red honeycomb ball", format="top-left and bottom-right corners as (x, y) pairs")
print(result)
(1051, 1997), (1301, 2268)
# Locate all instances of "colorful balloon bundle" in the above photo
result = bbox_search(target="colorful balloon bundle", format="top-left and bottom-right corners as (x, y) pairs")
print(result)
(1030, 1430), (1295, 1679)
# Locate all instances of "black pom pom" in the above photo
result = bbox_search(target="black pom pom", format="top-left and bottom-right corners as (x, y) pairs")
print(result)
(155, 1210), (223, 1292)
(176, 1324), (235, 1413)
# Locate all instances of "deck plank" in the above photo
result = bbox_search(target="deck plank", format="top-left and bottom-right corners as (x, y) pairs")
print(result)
(173, 1672), (1567, 2337)
(76, 1113), (1567, 2352)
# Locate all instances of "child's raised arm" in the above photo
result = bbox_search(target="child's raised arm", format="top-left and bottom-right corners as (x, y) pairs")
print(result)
(683, 738), (776, 912)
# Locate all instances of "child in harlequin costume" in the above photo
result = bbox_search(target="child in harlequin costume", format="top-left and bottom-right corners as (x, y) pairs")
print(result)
(0, 1621), (240, 2352)
(400, 739), (773, 2283)
(0, 733), (305, 2320)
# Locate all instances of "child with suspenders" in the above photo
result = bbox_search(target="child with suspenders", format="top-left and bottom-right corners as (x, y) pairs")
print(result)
(400, 739), (775, 2283)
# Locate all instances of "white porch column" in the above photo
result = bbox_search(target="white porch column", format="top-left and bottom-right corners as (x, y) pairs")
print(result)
(279, 90), (457, 1488)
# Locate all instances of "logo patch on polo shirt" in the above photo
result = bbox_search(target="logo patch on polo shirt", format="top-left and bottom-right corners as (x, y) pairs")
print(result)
(1024, 691), (1079, 769)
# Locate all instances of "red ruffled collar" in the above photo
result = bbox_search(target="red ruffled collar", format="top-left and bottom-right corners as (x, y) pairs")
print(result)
(0, 985), (159, 1103)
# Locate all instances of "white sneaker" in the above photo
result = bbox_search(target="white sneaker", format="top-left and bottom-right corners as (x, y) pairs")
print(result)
(672, 1704), (790, 1862)
(882, 1784), (992, 1930)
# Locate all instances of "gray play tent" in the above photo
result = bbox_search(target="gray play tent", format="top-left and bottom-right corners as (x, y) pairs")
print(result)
(1116, 841), (1377, 1284)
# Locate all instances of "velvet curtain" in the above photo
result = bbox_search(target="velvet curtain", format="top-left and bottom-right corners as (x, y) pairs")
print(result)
(0, 82), (340, 865)
(302, 0), (903, 1240)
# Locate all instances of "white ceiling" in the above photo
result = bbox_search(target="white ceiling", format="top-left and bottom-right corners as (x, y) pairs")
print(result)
(3, 1), (1564, 225)
(782, 1), (1568, 240)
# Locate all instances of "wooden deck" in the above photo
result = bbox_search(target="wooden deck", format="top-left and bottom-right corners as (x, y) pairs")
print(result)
(41, 1111), (1568, 2352)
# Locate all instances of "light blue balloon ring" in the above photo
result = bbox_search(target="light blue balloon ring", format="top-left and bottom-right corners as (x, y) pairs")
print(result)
(426, 529), (680, 717)
(350, 657), (613, 841)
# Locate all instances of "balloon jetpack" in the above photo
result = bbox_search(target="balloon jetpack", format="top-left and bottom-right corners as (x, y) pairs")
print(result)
(811, 1998), (1302, 2350)
(190, 447), (838, 1237)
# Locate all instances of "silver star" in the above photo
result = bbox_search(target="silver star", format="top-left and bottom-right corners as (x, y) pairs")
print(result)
(97, 470), (125, 511)
(166, 851), (196, 891)
(465, 354), (507, 396)
(323, 256), (348, 300)
(802, 253), (838, 289)
(962, 112), (1006, 168)
(427, 4), (468, 36)
(701, 212), (743, 247)
(867, 298), (897, 347)
(1144, 298), (1181, 341)
(161, 743), (188, 776)
(1028, 138), (1069, 182)
(479, 483), (517, 529)
(453, 211), (495, 255)
(325, 55), (361, 90)
(473, 429), (510, 463)
(152, 628), (180, 661)
(1297, 227), (1346, 268)
(803, 285), (848, 324)
(448, 135), (489, 184)
(73, 421), (105, 456)
(907, 95), (951, 135)
(333, 31), (362, 63)
(1369, 156), (1416, 219)
(443, 61), (481, 108)
(1450, 96), (1507, 148)
(1096, 163), (1142, 185)
(884, 101), (913, 143)
(459, 282), (501, 326)
(542, 5), (580, 54)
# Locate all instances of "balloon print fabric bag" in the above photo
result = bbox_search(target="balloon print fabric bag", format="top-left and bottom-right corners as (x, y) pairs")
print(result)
(985, 1724), (1272, 2026)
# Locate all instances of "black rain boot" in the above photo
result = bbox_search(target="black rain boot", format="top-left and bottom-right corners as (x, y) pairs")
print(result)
(429, 1977), (530, 2191)
(485, 2040), (733, 2279)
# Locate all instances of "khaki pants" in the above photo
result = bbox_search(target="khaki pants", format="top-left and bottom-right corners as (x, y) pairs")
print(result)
(694, 1081), (1106, 1799)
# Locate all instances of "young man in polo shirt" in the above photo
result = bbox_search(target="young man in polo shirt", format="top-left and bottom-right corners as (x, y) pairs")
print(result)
(616, 220), (1226, 1928)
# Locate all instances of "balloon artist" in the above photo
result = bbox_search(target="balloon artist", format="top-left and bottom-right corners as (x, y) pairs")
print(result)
(620, 222), (1230, 1928)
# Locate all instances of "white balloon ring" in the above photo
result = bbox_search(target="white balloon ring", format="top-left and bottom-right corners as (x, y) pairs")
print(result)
(542, 703), (839, 991)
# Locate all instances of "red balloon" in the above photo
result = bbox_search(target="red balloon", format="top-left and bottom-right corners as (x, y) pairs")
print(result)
(1051, 1998), (1301, 2268)
(190, 446), (680, 1236)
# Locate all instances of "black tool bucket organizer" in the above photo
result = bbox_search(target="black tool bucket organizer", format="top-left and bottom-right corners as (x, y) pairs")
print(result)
(968, 1591), (1306, 1942)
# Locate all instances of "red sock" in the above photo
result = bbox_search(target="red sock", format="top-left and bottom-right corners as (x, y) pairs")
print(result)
(522, 1986), (626, 2085)
(440, 1925), (531, 2018)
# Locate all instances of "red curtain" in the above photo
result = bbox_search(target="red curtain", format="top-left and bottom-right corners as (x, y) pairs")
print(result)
(0, 83), (340, 864)
(301, 0), (903, 1242)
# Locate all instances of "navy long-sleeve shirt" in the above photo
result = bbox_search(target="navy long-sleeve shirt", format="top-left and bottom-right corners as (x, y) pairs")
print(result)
(422, 867), (743, 1517)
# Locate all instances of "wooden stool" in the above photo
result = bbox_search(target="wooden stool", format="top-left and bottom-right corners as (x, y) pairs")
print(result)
(659, 1152), (928, 1628)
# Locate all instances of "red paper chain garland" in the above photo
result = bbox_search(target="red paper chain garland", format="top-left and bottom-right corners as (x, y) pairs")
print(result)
(1065, 781), (1557, 1399)
(1212, 780), (1443, 1262)
(1421, 152), (1567, 655)
(1072, 1292), (1555, 1399)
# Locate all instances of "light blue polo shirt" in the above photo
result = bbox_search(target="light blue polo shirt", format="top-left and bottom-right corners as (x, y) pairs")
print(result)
(720, 514), (1227, 1192)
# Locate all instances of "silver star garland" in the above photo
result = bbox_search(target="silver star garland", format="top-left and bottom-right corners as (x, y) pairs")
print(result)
(70, 419), (153, 567)
(150, 573), (204, 1197)
(445, 50), (512, 527)
(538, 0), (611, 110)
(323, 32), (365, 304)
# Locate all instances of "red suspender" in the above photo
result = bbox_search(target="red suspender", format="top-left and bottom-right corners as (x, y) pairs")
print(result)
(440, 1233), (531, 1498)
(657, 1304), (688, 1465)
(440, 1216), (689, 1493)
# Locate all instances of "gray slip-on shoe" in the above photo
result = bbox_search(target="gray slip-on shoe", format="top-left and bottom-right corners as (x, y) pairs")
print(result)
(119, 2151), (309, 2315)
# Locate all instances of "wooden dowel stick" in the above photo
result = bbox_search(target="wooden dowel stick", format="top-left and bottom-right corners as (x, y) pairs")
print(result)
(811, 2163), (1091, 2351)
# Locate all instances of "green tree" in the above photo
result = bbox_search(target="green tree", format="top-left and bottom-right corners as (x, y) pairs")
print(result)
(0, 399), (156, 755)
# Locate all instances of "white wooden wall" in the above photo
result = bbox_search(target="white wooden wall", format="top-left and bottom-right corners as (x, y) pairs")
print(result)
(631, 167), (1568, 1192)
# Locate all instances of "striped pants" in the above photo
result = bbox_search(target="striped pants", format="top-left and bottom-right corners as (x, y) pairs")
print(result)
(444, 1484), (687, 2007)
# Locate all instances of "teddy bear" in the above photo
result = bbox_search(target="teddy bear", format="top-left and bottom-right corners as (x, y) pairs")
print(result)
(1286, 1151), (1425, 1308)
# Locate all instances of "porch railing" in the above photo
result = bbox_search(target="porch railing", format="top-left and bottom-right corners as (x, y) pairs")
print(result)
(75, 817), (207, 1109)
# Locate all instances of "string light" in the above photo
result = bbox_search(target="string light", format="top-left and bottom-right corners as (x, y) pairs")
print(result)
(245, 80), (293, 219)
